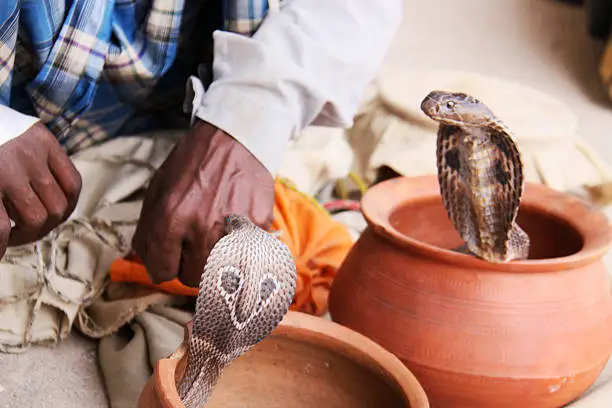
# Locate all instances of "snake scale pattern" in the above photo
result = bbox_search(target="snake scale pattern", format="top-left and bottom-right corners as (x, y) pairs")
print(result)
(420, 90), (531, 263)
(177, 214), (297, 407)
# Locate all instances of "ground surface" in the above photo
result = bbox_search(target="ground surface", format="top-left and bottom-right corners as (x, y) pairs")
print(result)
(1, 1), (612, 407)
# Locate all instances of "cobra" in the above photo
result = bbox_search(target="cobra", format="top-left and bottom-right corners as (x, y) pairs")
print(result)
(177, 214), (297, 407)
(420, 90), (531, 263)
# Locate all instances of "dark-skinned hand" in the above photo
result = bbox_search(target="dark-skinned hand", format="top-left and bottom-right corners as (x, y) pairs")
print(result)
(0, 122), (82, 258)
(131, 119), (275, 287)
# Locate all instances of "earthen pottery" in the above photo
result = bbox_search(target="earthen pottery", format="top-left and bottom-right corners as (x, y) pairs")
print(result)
(328, 175), (612, 408)
(138, 310), (429, 408)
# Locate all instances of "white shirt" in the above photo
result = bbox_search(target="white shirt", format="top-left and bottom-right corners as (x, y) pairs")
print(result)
(1, 0), (403, 175)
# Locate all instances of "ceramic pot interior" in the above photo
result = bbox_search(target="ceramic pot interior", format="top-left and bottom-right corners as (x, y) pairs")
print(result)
(389, 196), (583, 260)
(204, 335), (409, 408)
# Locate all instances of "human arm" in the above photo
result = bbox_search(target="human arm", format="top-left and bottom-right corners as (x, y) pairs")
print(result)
(190, 0), (403, 174)
(0, 107), (82, 256)
(132, 0), (403, 286)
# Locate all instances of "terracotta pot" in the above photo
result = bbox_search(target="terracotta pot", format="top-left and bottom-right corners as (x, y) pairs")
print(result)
(138, 310), (429, 408)
(328, 175), (612, 408)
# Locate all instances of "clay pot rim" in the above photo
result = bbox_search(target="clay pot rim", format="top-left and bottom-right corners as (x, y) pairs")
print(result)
(152, 311), (429, 408)
(361, 175), (612, 272)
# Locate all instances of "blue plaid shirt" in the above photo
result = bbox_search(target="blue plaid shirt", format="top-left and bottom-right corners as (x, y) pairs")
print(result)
(0, 0), (269, 153)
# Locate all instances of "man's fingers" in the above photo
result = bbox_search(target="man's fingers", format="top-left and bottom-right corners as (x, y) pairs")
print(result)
(178, 239), (209, 288)
(5, 184), (48, 246)
(138, 204), (185, 284)
(226, 174), (273, 230)
(177, 193), (227, 287)
(143, 231), (183, 284)
(131, 223), (146, 263)
(0, 201), (12, 258)
(47, 144), (82, 204)
(177, 217), (225, 287)
(30, 171), (69, 225)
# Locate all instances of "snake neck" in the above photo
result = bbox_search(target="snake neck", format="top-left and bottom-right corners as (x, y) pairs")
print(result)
(178, 349), (227, 408)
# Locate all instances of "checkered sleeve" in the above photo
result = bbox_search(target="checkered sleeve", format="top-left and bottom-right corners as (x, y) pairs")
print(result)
(224, 0), (270, 36)
(0, 2), (41, 143)
(0, 1), (18, 105)
(0, 0), (188, 149)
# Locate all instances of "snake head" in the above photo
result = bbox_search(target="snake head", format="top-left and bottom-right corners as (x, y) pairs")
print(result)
(420, 90), (495, 127)
(179, 214), (296, 406)
(224, 214), (251, 234)
(192, 212), (296, 357)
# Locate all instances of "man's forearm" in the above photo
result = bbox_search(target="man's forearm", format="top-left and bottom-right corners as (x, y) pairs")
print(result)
(188, 0), (403, 175)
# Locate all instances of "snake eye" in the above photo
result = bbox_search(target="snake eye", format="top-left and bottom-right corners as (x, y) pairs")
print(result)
(220, 267), (241, 294)
(259, 277), (278, 302)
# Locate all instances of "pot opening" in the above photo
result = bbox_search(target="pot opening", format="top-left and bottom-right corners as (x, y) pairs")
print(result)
(389, 197), (584, 260)
(205, 335), (412, 408)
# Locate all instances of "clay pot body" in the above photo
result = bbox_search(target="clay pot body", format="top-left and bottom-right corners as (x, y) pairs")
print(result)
(328, 175), (612, 408)
(138, 310), (429, 408)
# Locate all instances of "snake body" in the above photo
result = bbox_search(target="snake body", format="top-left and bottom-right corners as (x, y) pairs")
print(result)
(178, 215), (297, 407)
(420, 90), (530, 263)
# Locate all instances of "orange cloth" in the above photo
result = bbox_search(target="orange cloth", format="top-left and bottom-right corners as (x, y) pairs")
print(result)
(109, 178), (354, 316)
